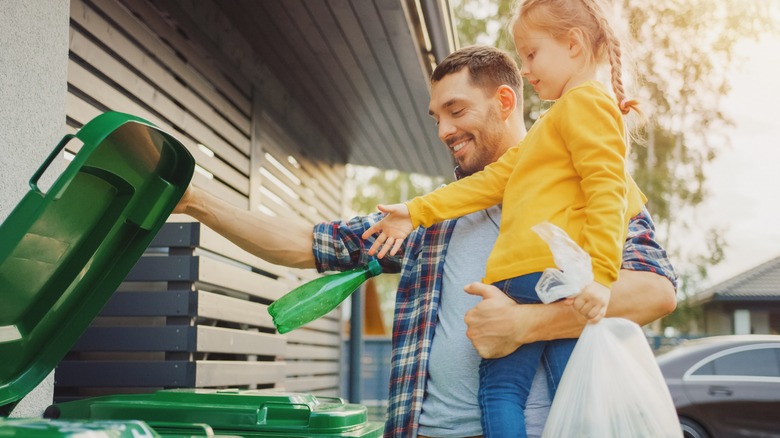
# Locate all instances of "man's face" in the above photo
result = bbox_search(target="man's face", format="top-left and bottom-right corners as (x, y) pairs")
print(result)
(429, 69), (507, 176)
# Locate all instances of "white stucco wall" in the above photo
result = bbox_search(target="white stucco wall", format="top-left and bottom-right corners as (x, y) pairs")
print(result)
(1, 0), (69, 417)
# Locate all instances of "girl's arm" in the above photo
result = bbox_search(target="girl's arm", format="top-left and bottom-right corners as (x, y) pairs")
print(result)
(558, 87), (630, 289)
(407, 144), (522, 228)
(556, 86), (632, 322)
(361, 203), (414, 258)
(361, 145), (522, 257)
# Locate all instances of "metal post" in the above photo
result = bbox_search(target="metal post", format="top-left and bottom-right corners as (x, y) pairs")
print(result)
(349, 284), (365, 403)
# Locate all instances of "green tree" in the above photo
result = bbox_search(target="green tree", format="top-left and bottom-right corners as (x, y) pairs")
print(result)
(348, 0), (777, 333)
(345, 166), (446, 334)
(452, 0), (778, 332)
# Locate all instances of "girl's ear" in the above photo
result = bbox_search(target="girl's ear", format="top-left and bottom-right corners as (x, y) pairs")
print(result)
(568, 28), (585, 58)
(495, 85), (517, 119)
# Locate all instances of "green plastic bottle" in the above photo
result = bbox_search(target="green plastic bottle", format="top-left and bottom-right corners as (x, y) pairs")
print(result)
(268, 259), (383, 334)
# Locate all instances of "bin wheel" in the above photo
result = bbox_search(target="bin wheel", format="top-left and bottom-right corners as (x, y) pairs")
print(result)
(43, 405), (60, 419)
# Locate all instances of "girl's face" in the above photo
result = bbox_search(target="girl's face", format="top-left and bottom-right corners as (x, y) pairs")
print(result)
(514, 23), (583, 101)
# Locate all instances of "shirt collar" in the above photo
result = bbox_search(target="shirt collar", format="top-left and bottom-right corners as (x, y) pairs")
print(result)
(453, 166), (465, 181)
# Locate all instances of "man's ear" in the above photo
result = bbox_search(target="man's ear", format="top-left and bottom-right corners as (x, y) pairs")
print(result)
(568, 28), (585, 58)
(495, 85), (517, 119)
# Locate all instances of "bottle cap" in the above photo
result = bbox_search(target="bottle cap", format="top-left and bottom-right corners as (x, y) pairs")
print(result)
(367, 258), (382, 277)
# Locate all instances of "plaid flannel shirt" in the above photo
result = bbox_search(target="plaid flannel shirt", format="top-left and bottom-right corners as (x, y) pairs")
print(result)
(313, 211), (455, 437)
(312, 207), (677, 438)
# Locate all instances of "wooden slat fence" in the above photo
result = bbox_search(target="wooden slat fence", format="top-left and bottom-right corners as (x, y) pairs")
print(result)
(59, 0), (349, 401)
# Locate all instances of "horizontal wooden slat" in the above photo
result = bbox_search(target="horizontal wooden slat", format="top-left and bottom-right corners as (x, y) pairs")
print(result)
(257, 114), (342, 201)
(126, 256), (287, 302)
(284, 330), (341, 347)
(99, 290), (194, 317)
(288, 314), (342, 334)
(101, 0), (250, 131)
(57, 360), (286, 388)
(71, 0), (251, 158)
(67, 60), (249, 195)
(67, 32), (250, 190)
(196, 290), (274, 328)
(284, 344), (341, 361)
(196, 325), (285, 356)
(121, 0), (252, 112)
(281, 376), (340, 392)
(56, 361), (195, 387)
(197, 256), (287, 301)
(195, 360), (285, 387)
(284, 361), (340, 376)
(70, 326), (284, 356)
(260, 145), (339, 220)
(72, 326), (192, 352)
(259, 174), (327, 225)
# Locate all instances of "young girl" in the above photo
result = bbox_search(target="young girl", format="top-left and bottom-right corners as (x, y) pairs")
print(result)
(362, 0), (645, 436)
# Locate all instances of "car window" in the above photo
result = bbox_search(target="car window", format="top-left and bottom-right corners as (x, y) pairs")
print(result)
(691, 347), (780, 377)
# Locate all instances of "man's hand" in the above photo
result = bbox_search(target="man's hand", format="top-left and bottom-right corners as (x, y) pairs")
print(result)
(567, 281), (610, 323)
(464, 271), (677, 359)
(361, 203), (413, 258)
(463, 282), (527, 359)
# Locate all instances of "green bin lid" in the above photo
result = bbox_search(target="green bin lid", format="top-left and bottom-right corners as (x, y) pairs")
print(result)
(0, 112), (194, 408)
(46, 389), (384, 437)
(0, 418), (160, 437)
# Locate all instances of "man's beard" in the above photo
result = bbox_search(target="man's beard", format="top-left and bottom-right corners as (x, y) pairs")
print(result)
(458, 109), (503, 176)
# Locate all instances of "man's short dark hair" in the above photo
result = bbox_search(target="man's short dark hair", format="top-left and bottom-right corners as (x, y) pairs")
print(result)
(432, 45), (523, 101)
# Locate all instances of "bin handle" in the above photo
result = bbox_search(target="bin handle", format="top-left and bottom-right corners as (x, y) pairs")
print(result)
(29, 134), (76, 193)
(146, 421), (215, 435)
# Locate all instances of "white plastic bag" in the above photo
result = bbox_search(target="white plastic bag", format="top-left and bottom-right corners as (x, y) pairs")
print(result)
(533, 222), (682, 437)
(542, 318), (681, 437)
(532, 222), (593, 303)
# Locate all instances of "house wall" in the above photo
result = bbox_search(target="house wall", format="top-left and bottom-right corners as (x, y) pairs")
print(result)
(751, 311), (770, 334)
(57, 0), (350, 399)
(0, 0), (69, 417)
(704, 305), (775, 335)
(704, 305), (733, 335)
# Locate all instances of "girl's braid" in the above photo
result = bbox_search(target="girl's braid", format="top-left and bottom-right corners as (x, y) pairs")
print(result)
(580, 0), (638, 115)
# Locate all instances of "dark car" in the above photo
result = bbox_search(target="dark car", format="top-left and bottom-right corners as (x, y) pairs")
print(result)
(657, 335), (780, 438)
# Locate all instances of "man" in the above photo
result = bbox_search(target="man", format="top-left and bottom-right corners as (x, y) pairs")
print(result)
(174, 45), (677, 438)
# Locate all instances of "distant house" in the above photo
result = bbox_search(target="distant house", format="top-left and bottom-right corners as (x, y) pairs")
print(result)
(695, 256), (780, 335)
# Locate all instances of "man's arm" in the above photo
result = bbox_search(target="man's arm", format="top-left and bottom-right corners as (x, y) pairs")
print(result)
(174, 185), (316, 269)
(463, 270), (677, 358)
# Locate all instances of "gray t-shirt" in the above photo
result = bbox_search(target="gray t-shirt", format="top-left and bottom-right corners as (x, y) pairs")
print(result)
(418, 206), (551, 437)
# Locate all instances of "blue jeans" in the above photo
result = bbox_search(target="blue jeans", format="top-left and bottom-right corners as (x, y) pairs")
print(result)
(478, 273), (577, 438)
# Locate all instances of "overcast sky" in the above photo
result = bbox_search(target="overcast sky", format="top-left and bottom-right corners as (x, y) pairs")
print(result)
(693, 33), (780, 288)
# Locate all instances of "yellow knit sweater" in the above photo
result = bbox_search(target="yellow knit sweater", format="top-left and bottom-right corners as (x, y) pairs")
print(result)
(407, 81), (646, 287)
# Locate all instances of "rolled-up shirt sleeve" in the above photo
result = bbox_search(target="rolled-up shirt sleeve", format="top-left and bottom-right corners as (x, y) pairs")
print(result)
(312, 211), (403, 274)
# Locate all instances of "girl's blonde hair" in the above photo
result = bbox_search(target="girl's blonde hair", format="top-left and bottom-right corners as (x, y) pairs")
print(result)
(511, 0), (639, 116)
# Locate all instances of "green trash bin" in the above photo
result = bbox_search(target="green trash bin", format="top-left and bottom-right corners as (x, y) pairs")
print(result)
(0, 111), (194, 435)
(0, 111), (383, 437)
(0, 418), (162, 437)
(44, 389), (383, 437)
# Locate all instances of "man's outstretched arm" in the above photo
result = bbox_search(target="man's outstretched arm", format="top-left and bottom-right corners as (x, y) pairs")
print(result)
(173, 185), (316, 269)
(464, 270), (677, 358)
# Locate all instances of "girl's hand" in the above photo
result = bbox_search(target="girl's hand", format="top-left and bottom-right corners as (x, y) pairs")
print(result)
(362, 203), (413, 258)
(567, 281), (610, 323)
